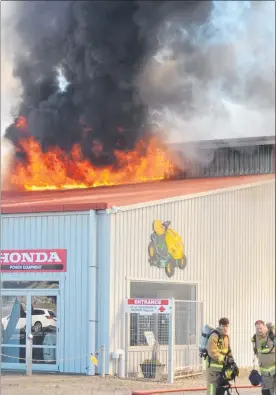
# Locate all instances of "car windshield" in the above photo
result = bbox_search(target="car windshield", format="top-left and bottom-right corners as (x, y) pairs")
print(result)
(48, 310), (56, 318)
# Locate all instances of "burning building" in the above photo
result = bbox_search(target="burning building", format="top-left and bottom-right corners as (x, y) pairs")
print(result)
(1, 0), (275, 380)
(1, 170), (275, 376)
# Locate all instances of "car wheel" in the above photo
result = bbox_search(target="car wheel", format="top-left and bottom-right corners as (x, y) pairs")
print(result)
(33, 321), (43, 333)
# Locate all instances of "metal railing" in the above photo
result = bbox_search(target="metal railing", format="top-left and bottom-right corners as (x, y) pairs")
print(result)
(1, 340), (106, 377)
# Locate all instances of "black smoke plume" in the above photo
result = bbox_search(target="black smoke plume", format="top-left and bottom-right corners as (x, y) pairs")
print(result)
(4, 1), (212, 167)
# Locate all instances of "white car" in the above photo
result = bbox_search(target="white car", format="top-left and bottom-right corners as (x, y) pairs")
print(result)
(2, 308), (56, 333)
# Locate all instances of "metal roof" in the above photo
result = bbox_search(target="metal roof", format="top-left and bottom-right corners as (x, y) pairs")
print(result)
(1, 174), (274, 214)
(170, 135), (275, 150)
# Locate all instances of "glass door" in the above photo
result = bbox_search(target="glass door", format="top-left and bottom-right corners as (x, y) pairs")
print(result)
(1, 289), (60, 371)
(30, 294), (58, 368)
(1, 294), (27, 369)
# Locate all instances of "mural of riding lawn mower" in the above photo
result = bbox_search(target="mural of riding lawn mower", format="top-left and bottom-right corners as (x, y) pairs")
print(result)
(148, 220), (187, 277)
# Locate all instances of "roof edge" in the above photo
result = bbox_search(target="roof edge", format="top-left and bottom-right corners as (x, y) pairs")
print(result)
(1, 202), (108, 215)
(115, 177), (275, 212)
(169, 135), (275, 149)
(1, 175), (274, 215)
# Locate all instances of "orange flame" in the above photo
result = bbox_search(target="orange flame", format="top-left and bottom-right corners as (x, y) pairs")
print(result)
(11, 136), (175, 191)
(15, 116), (28, 131)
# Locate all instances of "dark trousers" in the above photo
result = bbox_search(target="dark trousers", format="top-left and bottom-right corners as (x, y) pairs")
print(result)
(262, 373), (276, 395)
(207, 369), (228, 395)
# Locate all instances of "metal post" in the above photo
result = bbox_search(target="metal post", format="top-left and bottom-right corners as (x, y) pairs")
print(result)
(101, 345), (105, 378)
(26, 334), (33, 376)
(168, 297), (175, 384)
(118, 350), (125, 379)
(200, 302), (204, 372)
(124, 312), (129, 379)
(87, 210), (97, 376)
(187, 302), (191, 371)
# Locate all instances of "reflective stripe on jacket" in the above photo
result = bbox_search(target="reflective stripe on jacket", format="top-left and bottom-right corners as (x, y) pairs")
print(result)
(259, 365), (275, 375)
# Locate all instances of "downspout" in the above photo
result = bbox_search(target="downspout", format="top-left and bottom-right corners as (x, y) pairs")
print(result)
(87, 210), (97, 375)
(95, 207), (120, 375)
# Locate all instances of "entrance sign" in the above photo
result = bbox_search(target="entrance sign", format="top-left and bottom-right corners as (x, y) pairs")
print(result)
(0, 249), (67, 272)
(125, 298), (172, 314)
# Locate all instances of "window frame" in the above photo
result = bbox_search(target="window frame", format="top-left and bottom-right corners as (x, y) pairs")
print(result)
(2, 281), (60, 290)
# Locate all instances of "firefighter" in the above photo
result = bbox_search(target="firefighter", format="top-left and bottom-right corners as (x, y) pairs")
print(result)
(252, 320), (276, 395)
(206, 317), (234, 395)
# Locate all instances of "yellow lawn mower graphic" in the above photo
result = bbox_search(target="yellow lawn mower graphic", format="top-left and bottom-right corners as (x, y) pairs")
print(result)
(148, 220), (187, 278)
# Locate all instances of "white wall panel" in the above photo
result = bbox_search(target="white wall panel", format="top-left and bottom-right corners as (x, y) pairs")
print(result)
(105, 180), (275, 368)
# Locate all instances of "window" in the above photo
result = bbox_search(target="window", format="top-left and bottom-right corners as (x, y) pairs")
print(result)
(33, 309), (45, 316)
(129, 281), (198, 346)
(2, 281), (59, 289)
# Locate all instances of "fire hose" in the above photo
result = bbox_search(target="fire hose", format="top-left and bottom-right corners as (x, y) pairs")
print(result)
(132, 384), (261, 395)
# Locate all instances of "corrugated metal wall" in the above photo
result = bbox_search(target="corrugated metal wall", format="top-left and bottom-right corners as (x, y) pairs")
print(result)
(106, 179), (275, 368)
(1, 211), (96, 374)
(176, 144), (274, 179)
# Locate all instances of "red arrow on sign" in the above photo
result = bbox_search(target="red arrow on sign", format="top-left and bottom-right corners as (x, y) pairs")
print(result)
(159, 306), (166, 313)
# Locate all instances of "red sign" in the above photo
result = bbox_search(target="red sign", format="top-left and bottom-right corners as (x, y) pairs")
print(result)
(127, 299), (169, 306)
(0, 249), (67, 272)
(125, 298), (171, 314)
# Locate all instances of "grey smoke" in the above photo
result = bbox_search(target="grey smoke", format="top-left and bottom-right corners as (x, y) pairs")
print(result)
(139, 0), (275, 146)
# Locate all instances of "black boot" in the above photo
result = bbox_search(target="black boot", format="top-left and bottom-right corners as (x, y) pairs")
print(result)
(261, 390), (271, 395)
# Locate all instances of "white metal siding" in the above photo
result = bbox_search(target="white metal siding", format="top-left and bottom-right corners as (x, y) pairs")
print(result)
(106, 180), (275, 368)
(1, 211), (97, 374)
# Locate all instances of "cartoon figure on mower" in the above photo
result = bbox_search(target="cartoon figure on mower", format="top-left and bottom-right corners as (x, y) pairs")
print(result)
(148, 220), (187, 277)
